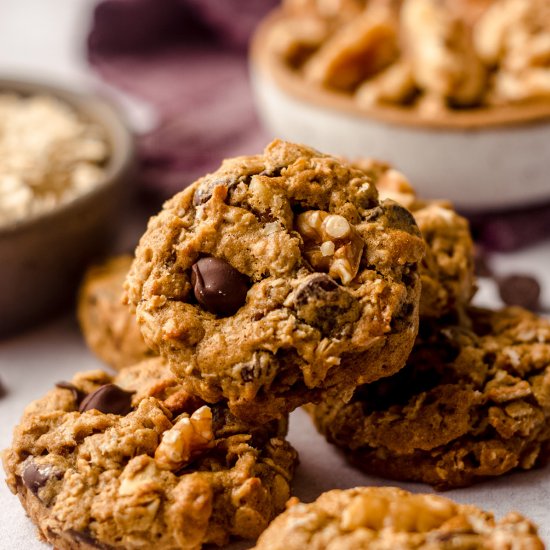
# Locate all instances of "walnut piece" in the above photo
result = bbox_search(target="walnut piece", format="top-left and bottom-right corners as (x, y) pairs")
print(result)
(275, 0), (550, 109)
(340, 492), (456, 532)
(154, 405), (214, 470)
(296, 210), (364, 284)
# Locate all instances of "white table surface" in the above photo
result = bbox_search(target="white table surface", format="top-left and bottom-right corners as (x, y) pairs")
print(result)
(1, 249), (550, 549)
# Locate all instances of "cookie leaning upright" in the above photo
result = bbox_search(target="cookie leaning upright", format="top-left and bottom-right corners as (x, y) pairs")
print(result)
(125, 140), (425, 422)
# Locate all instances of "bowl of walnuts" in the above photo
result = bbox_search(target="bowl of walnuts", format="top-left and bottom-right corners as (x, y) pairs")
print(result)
(250, 0), (550, 211)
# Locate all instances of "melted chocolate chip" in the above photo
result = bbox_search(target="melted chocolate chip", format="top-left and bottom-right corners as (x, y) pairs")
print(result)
(191, 257), (248, 316)
(79, 384), (133, 415)
(0, 377), (6, 399)
(383, 202), (419, 235)
(498, 274), (541, 311)
(22, 461), (62, 495)
(56, 381), (85, 404)
(293, 274), (357, 334)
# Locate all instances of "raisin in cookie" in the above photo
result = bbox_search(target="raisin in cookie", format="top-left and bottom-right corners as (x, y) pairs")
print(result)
(311, 306), (550, 489)
(355, 159), (476, 318)
(125, 140), (425, 422)
(253, 487), (543, 550)
(78, 255), (154, 370)
(3, 358), (298, 549)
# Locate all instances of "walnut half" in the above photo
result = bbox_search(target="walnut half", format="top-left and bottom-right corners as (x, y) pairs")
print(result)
(154, 406), (214, 470)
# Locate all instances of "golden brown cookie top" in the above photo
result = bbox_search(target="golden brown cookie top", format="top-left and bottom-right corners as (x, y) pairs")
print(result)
(125, 140), (425, 422)
(253, 487), (543, 550)
(3, 359), (297, 549)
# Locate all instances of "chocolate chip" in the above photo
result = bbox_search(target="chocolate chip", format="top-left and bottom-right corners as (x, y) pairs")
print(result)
(259, 167), (283, 178)
(67, 529), (112, 549)
(237, 352), (275, 383)
(382, 202), (420, 235)
(193, 176), (240, 206)
(498, 274), (541, 311)
(294, 273), (339, 304)
(210, 404), (229, 435)
(79, 384), (133, 415)
(191, 257), (248, 316)
(292, 274), (358, 335)
(22, 461), (62, 495)
(0, 377), (6, 399)
(56, 381), (85, 404)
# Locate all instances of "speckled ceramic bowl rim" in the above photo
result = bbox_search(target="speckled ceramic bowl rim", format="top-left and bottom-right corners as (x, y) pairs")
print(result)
(0, 77), (135, 238)
(251, 9), (550, 131)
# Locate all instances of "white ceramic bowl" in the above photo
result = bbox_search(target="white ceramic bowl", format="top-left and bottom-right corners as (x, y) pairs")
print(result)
(250, 10), (550, 212)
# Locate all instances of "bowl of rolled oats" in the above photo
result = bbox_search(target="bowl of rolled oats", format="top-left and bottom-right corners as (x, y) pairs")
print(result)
(250, 0), (550, 211)
(0, 78), (134, 335)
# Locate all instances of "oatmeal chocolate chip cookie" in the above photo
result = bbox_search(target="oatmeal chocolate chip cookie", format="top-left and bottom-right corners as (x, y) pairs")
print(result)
(356, 159), (475, 318)
(78, 255), (155, 370)
(125, 139), (425, 422)
(311, 306), (550, 489)
(253, 487), (544, 550)
(3, 358), (297, 550)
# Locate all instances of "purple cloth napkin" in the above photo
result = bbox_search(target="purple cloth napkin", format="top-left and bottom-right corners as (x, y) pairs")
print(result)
(88, 0), (276, 202)
(468, 204), (550, 252)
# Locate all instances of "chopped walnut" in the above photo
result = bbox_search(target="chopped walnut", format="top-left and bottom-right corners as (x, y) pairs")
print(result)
(155, 406), (214, 470)
(296, 210), (364, 284)
(474, 0), (550, 103)
(402, 0), (486, 107)
(273, 0), (550, 110)
(355, 58), (416, 108)
(341, 492), (456, 532)
(303, 7), (399, 91)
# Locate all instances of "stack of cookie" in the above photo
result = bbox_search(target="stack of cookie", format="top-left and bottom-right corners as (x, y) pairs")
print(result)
(4, 140), (547, 548)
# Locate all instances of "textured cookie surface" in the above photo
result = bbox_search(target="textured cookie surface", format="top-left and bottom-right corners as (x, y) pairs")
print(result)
(355, 158), (475, 318)
(125, 140), (425, 421)
(78, 255), (154, 370)
(253, 487), (543, 550)
(3, 359), (298, 549)
(312, 306), (550, 489)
